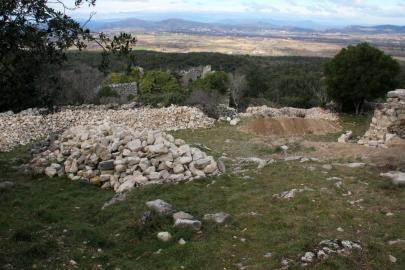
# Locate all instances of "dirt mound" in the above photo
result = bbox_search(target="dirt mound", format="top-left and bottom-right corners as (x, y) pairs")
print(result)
(243, 117), (341, 136)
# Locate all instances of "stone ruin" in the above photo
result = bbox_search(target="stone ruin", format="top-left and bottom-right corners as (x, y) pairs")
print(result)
(96, 82), (138, 99)
(360, 89), (405, 147)
(177, 65), (213, 87)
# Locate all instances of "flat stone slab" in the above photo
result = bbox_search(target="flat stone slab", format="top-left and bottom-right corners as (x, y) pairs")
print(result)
(146, 199), (175, 216)
(381, 171), (405, 186)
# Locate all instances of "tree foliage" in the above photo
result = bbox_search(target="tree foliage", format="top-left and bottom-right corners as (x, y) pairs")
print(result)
(325, 43), (400, 114)
(0, 0), (136, 112)
(190, 71), (229, 94)
(139, 71), (181, 95)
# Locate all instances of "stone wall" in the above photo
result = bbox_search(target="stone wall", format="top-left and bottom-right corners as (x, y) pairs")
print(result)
(96, 83), (138, 99)
(360, 89), (405, 147)
(108, 82), (138, 98)
(178, 65), (212, 87)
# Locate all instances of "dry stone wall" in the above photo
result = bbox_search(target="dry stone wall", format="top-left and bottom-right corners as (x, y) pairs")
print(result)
(360, 89), (405, 147)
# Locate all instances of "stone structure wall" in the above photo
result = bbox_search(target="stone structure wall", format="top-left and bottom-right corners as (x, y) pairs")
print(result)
(108, 82), (138, 98)
(178, 65), (212, 87)
(360, 89), (405, 147)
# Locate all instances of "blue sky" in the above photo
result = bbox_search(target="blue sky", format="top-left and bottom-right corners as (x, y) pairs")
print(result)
(66, 0), (405, 25)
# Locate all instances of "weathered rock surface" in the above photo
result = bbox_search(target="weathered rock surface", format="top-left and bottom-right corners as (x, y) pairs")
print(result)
(203, 212), (229, 224)
(338, 131), (353, 143)
(380, 171), (405, 186)
(157, 232), (172, 242)
(29, 122), (219, 192)
(0, 105), (215, 152)
(146, 199), (176, 216)
(173, 219), (202, 231)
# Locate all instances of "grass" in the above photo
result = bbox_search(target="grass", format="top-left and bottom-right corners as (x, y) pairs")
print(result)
(307, 113), (372, 142)
(0, 116), (404, 269)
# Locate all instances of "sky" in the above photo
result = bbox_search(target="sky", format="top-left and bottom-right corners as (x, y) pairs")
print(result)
(64, 0), (405, 26)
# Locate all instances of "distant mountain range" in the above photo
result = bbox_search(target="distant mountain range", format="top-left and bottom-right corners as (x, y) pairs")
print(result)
(89, 18), (405, 35)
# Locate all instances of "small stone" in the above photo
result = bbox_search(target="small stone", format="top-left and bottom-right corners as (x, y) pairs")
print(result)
(322, 164), (333, 170)
(203, 212), (229, 224)
(173, 211), (194, 222)
(389, 255), (397, 263)
(146, 199), (175, 216)
(345, 163), (366, 169)
(301, 252), (315, 263)
(173, 219), (202, 231)
(98, 160), (114, 170)
(264, 252), (272, 258)
(45, 166), (57, 177)
(157, 232), (172, 242)
(178, 238), (186, 245)
(337, 227), (344, 232)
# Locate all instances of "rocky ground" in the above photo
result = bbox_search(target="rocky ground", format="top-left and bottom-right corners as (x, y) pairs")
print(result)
(0, 113), (404, 269)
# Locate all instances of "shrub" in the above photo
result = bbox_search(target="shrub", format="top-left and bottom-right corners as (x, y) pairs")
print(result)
(185, 89), (224, 118)
(190, 71), (229, 94)
(105, 68), (142, 84)
(97, 86), (119, 98)
(139, 71), (181, 95)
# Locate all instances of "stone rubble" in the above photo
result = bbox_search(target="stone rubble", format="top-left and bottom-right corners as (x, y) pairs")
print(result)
(361, 89), (405, 147)
(300, 240), (362, 265)
(338, 131), (353, 143)
(241, 106), (338, 121)
(0, 105), (215, 152)
(146, 199), (203, 232)
(29, 122), (220, 193)
(273, 187), (314, 199)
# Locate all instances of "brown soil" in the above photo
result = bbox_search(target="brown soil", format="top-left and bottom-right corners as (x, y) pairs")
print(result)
(243, 117), (341, 136)
(302, 139), (405, 170)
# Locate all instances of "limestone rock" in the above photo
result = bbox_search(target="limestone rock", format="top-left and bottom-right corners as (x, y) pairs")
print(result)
(173, 219), (202, 231)
(146, 199), (175, 216)
(203, 212), (229, 224)
(157, 232), (172, 242)
(380, 171), (405, 186)
(173, 211), (195, 221)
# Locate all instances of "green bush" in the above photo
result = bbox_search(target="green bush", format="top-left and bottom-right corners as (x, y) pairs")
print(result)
(105, 68), (141, 84)
(97, 86), (119, 98)
(139, 71), (181, 95)
(190, 71), (229, 94)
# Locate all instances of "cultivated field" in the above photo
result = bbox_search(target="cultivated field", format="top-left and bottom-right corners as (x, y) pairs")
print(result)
(92, 32), (405, 60)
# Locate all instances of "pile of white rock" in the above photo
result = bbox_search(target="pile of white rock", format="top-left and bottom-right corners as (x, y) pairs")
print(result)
(300, 240), (362, 265)
(241, 106), (338, 121)
(29, 122), (220, 193)
(360, 89), (405, 147)
(0, 105), (215, 152)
